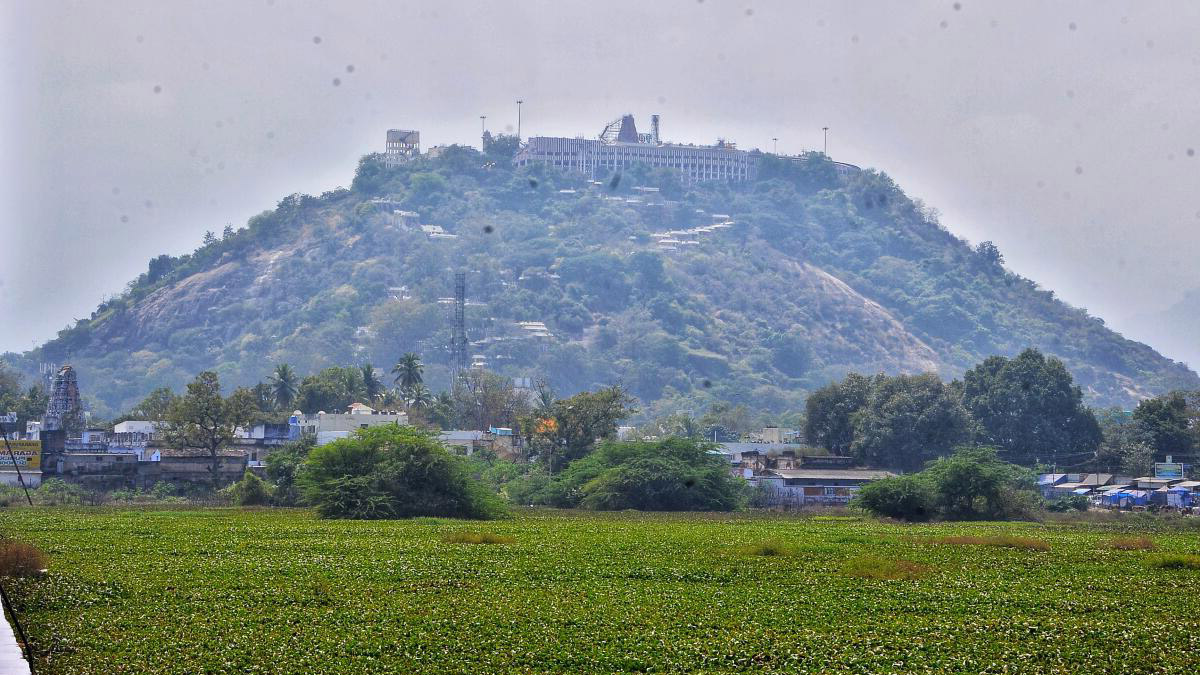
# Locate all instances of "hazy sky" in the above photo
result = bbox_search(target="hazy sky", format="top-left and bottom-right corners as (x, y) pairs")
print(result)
(2, 1), (1198, 364)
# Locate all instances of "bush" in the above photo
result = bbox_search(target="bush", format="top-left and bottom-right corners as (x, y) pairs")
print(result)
(0, 539), (47, 577)
(441, 532), (514, 545)
(842, 555), (930, 580)
(224, 470), (272, 506)
(533, 438), (748, 512)
(1046, 495), (1089, 512)
(299, 425), (506, 520)
(855, 447), (1039, 521)
(853, 474), (936, 521)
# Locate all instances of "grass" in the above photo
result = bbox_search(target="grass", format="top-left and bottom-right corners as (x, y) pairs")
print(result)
(1148, 553), (1200, 570)
(441, 531), (514, 545)
(841, 554), (931, 580)
(930, 534), (1051, 551)
(4, 507), (1200, 674)
(1108, 536), (1155, 551)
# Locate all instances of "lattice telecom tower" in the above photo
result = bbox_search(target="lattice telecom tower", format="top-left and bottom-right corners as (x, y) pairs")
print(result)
(452, 272), (467, 378)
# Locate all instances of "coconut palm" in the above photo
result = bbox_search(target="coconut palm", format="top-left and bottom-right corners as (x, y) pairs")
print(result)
(406, 382), (434, 409)
(392, 353), (424, 392)
(269, 363), (299, 411)
(360, 363), (383, 402)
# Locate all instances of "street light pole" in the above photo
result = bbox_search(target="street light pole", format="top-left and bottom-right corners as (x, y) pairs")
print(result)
(823, 127), (829, 155)
(772, 137), (778, 154)
(516, 99), (523, 141)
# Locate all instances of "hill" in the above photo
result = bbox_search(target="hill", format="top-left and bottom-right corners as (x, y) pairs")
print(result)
(6, 138), (1197, 417)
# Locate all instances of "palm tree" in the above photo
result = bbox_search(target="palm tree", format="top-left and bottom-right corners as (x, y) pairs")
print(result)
(407, 382), (434, 409)
(360, 363), (383, 402)
(269, 364), (299, 411)
(392, 353), (424, 392)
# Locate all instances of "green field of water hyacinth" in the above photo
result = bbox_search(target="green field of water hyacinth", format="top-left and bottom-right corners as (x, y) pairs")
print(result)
(4, 507), (1200, 674)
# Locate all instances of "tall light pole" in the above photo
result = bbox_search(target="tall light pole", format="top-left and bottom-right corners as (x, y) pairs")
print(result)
(516, 99), (523, 140)
(772, 137), (778, 154)
(480, 115), (487, 134)
(822, 126), (829, 155)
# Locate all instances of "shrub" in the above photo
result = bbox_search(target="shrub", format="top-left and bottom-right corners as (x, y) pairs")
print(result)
(853, 474), (936, 521)
(224, 469), (272, 506)
(1046, 495), (1089, 513)
(442, 532), (514, 545)
(842, 555), (930, 580)
(1109, 536), (1155, 551)
(931, 535), (1050, 551)
(1148, 554), (1200, 570)
(0, 539), (47, 577)
(299, 425), (506, 520)
(535, 438), (748, 512)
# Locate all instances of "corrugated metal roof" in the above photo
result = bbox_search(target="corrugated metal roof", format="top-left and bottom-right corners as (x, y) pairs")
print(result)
(768, 469), (895, 481)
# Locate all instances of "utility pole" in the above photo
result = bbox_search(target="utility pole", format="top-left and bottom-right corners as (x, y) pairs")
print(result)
(822, 126), (829, 155)
(516, 99), (523, 140)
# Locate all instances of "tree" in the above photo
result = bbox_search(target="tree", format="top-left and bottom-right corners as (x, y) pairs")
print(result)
(850, 373), (973, 471)
(265, 436), (315, 506)
(804, 373), (874, 455)
(1132, 391), (1193, 460)
(406, 382), (433, 409)
(392, 353), (423, 392)
(451, 370), (531, 432)
(540, 385), (638, 471)
(360, 364), (383, 402)
(535, 438), (746, 511)
(269, 364), (299, 411)
(975, 240), (1004, 266)
(163, 372), (257, 488)
(961, 349), (1101, 466)
(298, 425), (504, 519)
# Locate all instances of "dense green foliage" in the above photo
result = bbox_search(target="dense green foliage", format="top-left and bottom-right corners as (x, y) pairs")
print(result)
(298, 425), (505, 519)
(531, 438), (747, 511)
(7, 508), (1200, 674)
(4, 143), (1195, 419)
(962, 349), (1102, 465)
(855, 447), (1039, 521)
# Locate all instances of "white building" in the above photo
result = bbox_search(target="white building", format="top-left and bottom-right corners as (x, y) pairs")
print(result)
(296, 404), (409, 445)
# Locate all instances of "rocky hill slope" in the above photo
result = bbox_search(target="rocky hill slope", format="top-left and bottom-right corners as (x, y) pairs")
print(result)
(8, 141), (1197, 417)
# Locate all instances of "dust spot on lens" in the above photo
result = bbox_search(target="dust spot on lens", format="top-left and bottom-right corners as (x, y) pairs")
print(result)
(953, 2), (961, 9)
(136, 35), (144, 44)
(153, 85), (162, 94)
(483, 225), (494, 234)
(332, 78), (341, 87)
(313, 36), (322, 44)
(1188, 148), (1195, 157)
(266, 131), (275, 139)
(1068, 22), (1077, 31)
(940, 20), (948, 28)
(744, 8), (753, 16)
(120, 215), (129, 223)
(1074, 166), (1083, 175)
(702, 379), (712, 389)
(144, 200), (153, 209)
(346, 64), (355, 73)
(112, 187), (121, 195)
(528, 178), (538, 189)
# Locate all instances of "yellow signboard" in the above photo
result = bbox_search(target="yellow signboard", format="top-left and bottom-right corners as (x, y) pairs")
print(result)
(0, 440), (40, 470)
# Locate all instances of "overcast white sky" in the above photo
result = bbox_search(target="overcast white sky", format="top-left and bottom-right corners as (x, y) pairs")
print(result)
(2, 0), (1198, 364)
